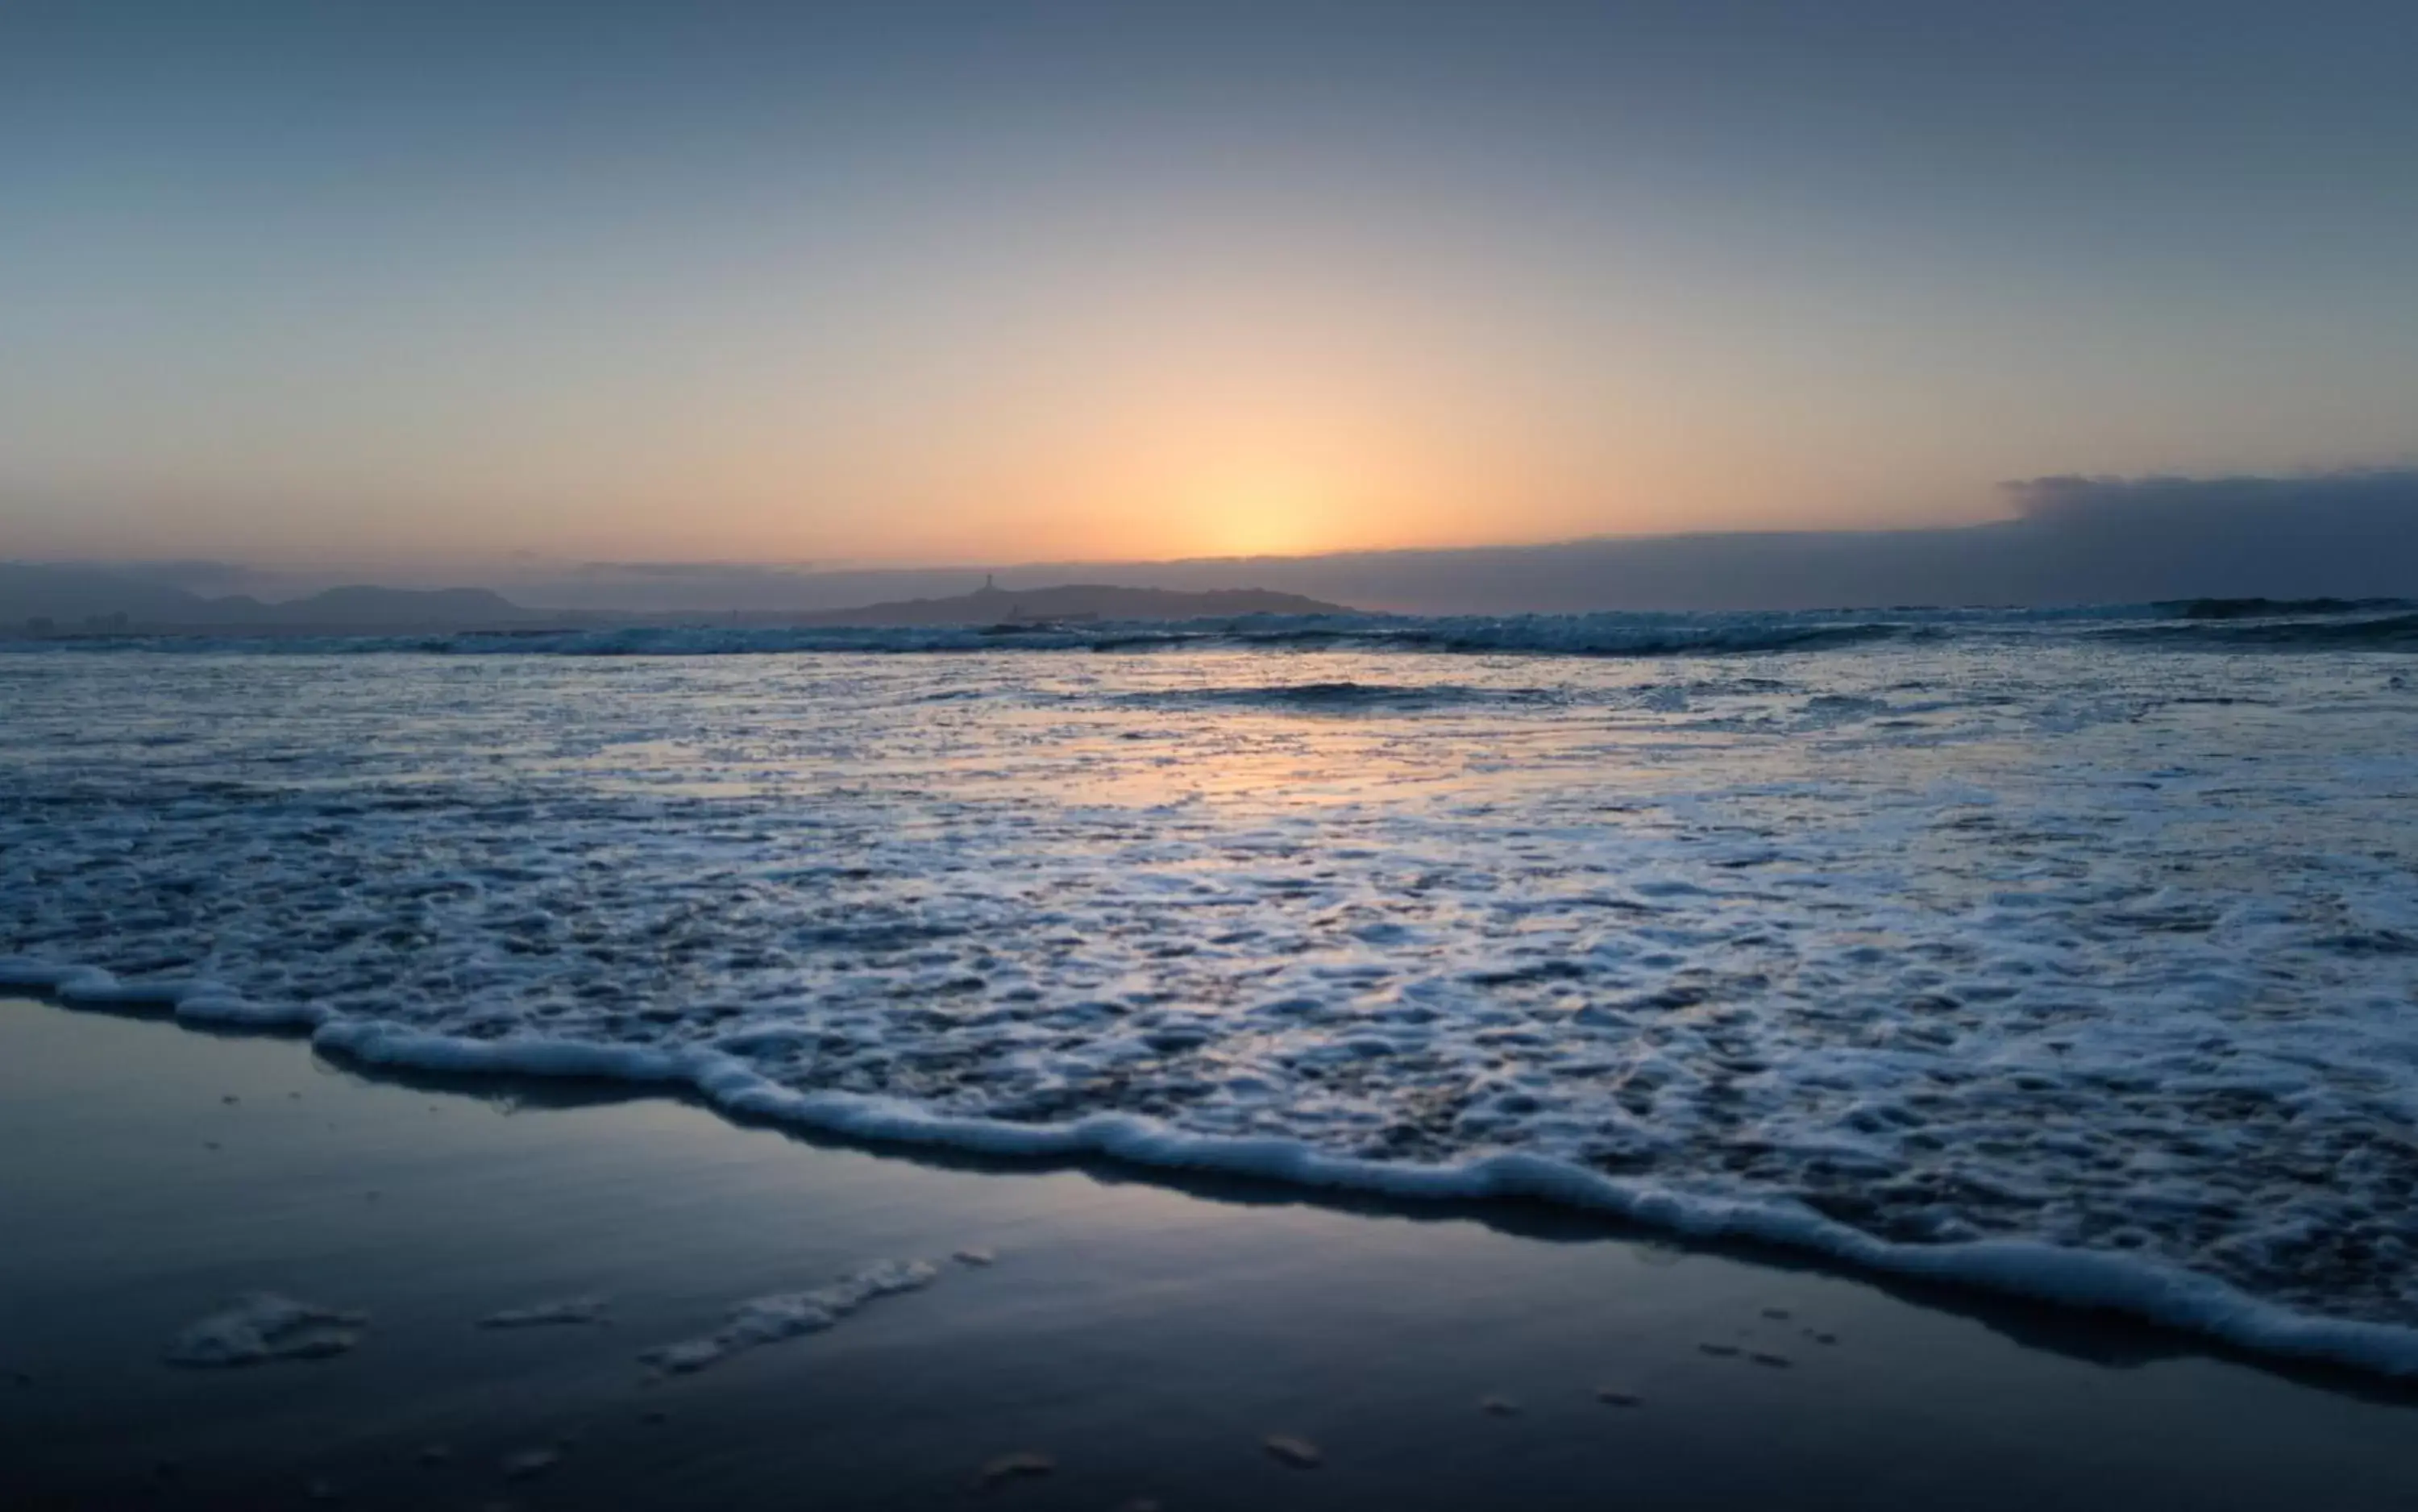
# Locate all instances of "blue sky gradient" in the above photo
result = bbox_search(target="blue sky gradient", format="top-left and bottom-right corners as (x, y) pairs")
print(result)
(5, 2), (2414, 568)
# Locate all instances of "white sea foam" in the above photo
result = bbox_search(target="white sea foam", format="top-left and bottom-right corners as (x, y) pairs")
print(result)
(6, 629), (2417, 1377)
(166, 1293), (368, 1367)
(638, 1261), (939, 1373)
(478, 1295), (610, 1328)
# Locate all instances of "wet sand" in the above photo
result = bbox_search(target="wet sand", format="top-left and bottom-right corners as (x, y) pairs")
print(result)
(4, 995), (2415, 1511)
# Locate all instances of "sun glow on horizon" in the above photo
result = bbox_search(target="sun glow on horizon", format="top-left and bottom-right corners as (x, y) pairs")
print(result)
(1182, 465), (1344, 559)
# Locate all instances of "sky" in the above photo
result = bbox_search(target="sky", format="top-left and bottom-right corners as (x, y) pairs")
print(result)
(4, 1), (2416, 574)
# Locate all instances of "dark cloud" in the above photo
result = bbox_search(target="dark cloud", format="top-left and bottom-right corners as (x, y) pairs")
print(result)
(409, 471), (2418, 615)
(1955, 468), (2418, 607)
(23, 471), (2418, 621)
(2005, 468), (2418, 529)
(1079, 468), (2418, 613)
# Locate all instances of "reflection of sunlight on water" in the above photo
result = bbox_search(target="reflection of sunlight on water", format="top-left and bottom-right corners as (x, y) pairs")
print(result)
(523, 649), (1697, 808)
(8, 640), (2418, 1342)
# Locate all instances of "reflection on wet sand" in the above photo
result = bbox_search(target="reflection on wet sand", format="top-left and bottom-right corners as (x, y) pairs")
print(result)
(4, 996), (2416, 1511)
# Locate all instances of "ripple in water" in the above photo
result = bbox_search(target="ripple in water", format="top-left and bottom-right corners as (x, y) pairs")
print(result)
(4, 630), (2416, 1374)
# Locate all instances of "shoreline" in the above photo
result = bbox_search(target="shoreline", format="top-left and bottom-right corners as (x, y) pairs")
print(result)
(11, 967), (2418, 1400)
(7, 993), (2418, 1510)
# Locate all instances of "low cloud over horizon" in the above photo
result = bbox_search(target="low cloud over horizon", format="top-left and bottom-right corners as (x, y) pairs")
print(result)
(1100, 466), (2418, 614)
(10, 467), (2418, 623)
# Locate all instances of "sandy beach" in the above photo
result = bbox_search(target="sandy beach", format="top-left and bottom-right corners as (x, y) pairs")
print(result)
(5, 994), (2415, 1510)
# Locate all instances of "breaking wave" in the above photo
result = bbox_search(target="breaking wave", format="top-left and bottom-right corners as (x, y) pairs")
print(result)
(7, 629), (2418, 1381)
(2101, 613), (2418, 649)
(9, 957), (2418, 1383)
(17, 612), (1938, 659)
(1119, 680), (1564, 713)
(2156, 596), (2414, 621)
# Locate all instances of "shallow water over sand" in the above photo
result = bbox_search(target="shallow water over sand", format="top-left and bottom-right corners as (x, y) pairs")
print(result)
(6, 998), (2417, 1511)
(4, 621), (2416, 1367)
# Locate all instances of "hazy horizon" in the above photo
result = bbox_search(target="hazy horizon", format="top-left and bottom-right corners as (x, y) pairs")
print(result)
(10, 466), (2417, 618)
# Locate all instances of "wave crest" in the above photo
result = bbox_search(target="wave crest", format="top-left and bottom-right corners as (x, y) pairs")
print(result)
(2104, 613), (2418, 648)
(15, 613), (1932, 659)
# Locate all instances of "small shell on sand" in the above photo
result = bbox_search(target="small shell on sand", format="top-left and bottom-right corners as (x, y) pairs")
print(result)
(953, 1248), (998, 1267)
(1749, 1352), (1793, 1369)
(1264, 1435), (1323, 1468)
(976, 1451), (1055, 1489)
(1479, 1395), (1522, 1416)
(1594, 1388), (1643, 1407)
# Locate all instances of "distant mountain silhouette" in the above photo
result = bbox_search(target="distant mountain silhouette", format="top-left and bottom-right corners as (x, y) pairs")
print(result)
(261, 585), (529, 627)
(0, 563), (225, 627)
(0, 563), (1344, 635)
(0, 563), (531, 633)
(794, 580), (1352, 626)
(16, 467), (2414, 625)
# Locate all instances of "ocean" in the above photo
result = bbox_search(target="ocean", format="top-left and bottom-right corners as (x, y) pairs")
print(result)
(5, 600), (2416, 1377)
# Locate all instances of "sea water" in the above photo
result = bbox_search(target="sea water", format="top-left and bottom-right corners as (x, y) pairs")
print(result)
(4, 604), (2415, 1373)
